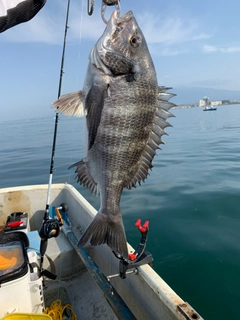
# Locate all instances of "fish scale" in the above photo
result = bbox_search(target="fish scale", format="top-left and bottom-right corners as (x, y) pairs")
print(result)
(53, 10), (175, 258)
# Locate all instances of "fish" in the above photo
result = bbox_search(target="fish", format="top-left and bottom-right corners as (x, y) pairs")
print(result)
(52, 10), (175, 259)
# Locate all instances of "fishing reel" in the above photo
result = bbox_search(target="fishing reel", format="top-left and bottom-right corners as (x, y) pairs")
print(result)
(39, 219), (60, 240)
(39, 203), (68, 241)
(38, 203), (69, 280)
(109, 219), (153, 280)
(39, 203), (68, 263)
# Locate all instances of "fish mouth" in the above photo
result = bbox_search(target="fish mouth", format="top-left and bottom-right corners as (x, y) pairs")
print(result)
(112, 10), (133, 24)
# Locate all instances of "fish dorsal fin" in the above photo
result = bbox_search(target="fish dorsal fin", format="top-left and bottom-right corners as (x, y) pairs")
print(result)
(126, 87), (175, 189)
(85, 84), (107, 150)
(69, 159), (98, 195)
(52, 91), (85, 117)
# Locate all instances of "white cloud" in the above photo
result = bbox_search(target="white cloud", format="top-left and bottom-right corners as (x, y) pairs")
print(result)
(225, 46), (240, 53)
(137, 13), (211, 46)
(149, 45), (188, 57)
(136, 12), (212, 57)
(203, 44), (240, 53)
(203, 45), (217, 53)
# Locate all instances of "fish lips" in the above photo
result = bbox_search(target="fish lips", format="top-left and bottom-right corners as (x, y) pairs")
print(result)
(111, 9), (133, 24)
(102, 10), (134, 46)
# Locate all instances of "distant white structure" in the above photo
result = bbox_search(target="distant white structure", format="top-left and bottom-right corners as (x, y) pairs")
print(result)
(198, 97), (222, 107)
(211, 101), (222, 106)
(199, 96), (210, 107)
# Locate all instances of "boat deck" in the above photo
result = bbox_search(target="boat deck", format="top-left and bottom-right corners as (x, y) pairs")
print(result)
(0, 184), (203, 320)
(41, 228), (118, 319)
(44, 268), (117, 319)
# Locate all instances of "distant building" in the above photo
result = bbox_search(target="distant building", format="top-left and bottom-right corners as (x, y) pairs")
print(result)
(211, 101), (222, 106)
(222, 100), (230, 104)
(198, 96), (210, 106)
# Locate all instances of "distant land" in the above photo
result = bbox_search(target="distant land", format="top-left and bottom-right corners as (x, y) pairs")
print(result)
(170, 87), (240, 106)
(2, 86), (240, 122)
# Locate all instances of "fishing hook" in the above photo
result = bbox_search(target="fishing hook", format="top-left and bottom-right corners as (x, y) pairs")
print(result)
(101, 0), (121, 24)
(88, 0), (95, 15)
(88, 0), (120, 22)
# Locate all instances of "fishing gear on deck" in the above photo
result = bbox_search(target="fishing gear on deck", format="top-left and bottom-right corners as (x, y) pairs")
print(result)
(39, 203), (68, 279)
(44, 299), (77, 320)
(109, 219), (153, 280)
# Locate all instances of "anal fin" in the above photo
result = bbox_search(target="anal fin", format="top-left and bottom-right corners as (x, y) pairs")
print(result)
(69, 159), (98, 195)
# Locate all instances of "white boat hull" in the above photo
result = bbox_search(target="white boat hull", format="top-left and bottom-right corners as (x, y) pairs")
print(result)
(0, 184), (202, 320)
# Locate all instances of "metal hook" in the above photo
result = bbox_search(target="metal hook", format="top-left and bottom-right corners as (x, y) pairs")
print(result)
(101, 0), (121, 24)
(88, 0), (95, 15)
(101, 3), (107, 24)
(102, 0), (120, 5)
(88, 0), (121, 22)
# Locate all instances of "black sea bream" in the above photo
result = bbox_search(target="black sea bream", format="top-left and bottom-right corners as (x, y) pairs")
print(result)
(53, 10), (175, 259)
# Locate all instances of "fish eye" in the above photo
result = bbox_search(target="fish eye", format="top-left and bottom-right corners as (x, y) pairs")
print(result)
(130, 35), (141, 47)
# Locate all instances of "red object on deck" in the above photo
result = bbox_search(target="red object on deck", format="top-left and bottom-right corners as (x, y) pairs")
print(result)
(7, 221), (23, 228)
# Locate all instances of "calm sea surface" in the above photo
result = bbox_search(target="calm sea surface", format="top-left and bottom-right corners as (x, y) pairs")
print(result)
(1, 105), (240, 320)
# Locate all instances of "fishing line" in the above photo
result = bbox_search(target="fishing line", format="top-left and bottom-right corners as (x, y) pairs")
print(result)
(65, 0), (85, 189)
(75, 0), (84, 85)
(44, 299), (77, 320)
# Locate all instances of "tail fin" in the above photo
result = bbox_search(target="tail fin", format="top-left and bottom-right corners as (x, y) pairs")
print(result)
(78, 212), (128, 259)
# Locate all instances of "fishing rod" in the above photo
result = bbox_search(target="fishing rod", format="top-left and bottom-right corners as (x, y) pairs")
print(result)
(39, 0), (71, 271)
(46, 0), (70, 215)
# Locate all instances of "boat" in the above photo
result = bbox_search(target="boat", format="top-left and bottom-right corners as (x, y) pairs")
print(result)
(0, 183), (203, 320)
(203, 105), (217, 111)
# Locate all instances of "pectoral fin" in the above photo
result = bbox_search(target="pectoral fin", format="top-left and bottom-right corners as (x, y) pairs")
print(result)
(85, 84), (107, 150)
(52, 91), (85, 117)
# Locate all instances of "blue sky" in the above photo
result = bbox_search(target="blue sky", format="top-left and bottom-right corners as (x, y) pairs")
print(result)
(1, 0), (240, 121)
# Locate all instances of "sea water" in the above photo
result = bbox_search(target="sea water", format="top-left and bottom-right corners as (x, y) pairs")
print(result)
(1, 104), (240, 320)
